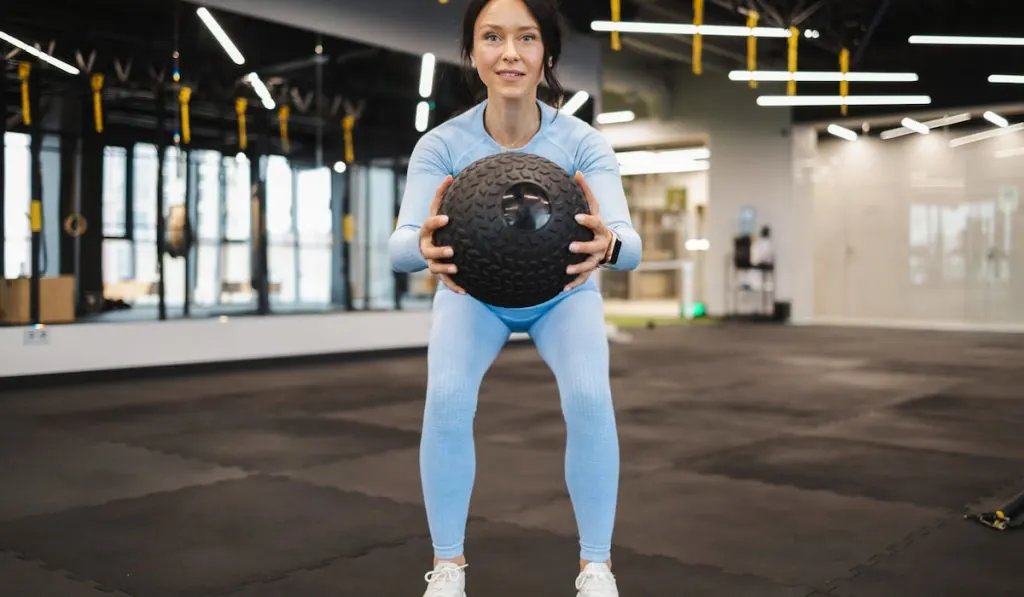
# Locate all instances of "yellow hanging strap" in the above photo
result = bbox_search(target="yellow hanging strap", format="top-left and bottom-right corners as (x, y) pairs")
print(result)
(91, 74), (105, 133)
(235, 98), (248, 151)
(692, 0), (704, 75)
(179, 86), (192, 144)
(343, 214), (354, 243)
(839, 48), (850, 115)
(746, 11), (759, 88)
(787, 27), (799, 96)
(18, 62), (31, 126)
(610, 0), (621, 51)
(278, 105), (290, 154)
(342, 114), (355, 164)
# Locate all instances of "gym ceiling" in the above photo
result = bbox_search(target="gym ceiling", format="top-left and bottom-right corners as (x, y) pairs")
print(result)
(3, 0), (1024, 162)
(563, 0), (1024, 121)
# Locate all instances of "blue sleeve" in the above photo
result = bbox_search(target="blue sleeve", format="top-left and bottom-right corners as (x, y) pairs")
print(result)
(575, 128), (643, 271)
(389, 132), (452, 273)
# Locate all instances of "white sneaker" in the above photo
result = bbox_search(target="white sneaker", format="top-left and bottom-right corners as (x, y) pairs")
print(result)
(422, 561), (468, 597)
(575, 562), (619, 597)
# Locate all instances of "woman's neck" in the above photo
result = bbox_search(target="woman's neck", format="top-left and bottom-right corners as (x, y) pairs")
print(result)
(484, 94), (541, 149)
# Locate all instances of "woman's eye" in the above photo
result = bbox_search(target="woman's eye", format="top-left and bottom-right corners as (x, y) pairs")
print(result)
(485, 34), (500, 42)
(522, 35), (535, 42)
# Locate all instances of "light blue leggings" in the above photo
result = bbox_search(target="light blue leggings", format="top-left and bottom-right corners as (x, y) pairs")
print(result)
(420, 284), (619, 563)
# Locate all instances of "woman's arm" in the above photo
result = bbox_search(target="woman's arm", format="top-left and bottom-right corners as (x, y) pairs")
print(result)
(389, 133), (451, 273)
(575, 129), (643, 271)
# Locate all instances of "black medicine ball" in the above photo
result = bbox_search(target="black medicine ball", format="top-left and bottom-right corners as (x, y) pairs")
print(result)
(433, 152), (594, 308)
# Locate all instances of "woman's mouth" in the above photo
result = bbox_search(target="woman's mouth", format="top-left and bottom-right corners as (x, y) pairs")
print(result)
(498, 70), (525, 80)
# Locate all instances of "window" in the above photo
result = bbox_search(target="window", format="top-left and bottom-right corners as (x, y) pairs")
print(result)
(3, 133), (31, 278)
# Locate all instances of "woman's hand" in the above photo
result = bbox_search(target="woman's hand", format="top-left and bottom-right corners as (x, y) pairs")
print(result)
(420, 175), (467, 294)
(565, 171), (614, 292)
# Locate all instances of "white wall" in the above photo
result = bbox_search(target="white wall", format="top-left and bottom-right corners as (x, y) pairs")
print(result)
(200, 0), (603, 99)
(805, 124), (1024, 331)
(0, 311), (429, 378)
(655, 74), (794, 316)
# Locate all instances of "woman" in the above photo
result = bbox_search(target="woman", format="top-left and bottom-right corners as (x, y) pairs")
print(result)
(388, 0), (642, 594)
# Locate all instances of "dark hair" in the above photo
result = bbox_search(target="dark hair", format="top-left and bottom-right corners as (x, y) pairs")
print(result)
(459, 0), (567, 108)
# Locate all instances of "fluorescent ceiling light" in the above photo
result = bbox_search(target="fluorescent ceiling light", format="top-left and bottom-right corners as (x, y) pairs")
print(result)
(415, 101), (430, 132)
(0, 30), (80, 75)
(419, 53), (436, 98)
(597, 110), (635, 125)
(827, 124), (858, 141)
(983, 110), (1009, 128)
(758, 95), (932, 107)
(591, 20), (790, 38)
(989, 74), (1024, 84)
(244, 73), (275, 109)
(560, 91), (590, 115)
(901, 117), (930, 135)
(730, 70), (918, 82)
(616, 147), (710, 176)
(880, 112), (971, 139)
(949, 123), (1024, 148)
(197, 7), (245, 65)
(909, 35), (1024, 46)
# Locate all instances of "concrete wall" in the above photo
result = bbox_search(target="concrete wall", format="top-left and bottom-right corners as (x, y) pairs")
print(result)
(200, 0), (603, 100)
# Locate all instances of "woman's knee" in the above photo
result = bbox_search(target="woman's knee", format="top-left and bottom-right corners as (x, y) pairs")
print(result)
(558, 375), (616, 426)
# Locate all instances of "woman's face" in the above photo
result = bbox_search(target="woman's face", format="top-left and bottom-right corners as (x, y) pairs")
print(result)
(470, 0), (546, 101)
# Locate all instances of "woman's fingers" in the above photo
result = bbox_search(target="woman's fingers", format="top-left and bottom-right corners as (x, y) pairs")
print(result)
(570, 237), (609, 255)
(566, 253), (601, 276)
(427, 260), (457, 276)
(421, 244), (454, 261)
(437, 274), (467, 295)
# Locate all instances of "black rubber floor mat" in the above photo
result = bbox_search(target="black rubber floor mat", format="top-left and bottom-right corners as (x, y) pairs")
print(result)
(124, 416), (420, 472)
(0, 475), (427, 597)
(224, 518), (812, 597)
(830, 518), (1024, 597)
(687, 436), (1022, 510)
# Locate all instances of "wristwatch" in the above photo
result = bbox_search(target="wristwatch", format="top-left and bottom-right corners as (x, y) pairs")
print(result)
(599, 231), (622, 267)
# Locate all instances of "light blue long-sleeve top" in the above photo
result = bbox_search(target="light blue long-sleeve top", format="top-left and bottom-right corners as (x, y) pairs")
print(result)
(389, 98), (643, 289)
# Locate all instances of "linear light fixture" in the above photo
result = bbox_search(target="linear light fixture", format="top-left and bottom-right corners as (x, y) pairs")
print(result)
(616, 147), (710, 176)
(983, 110), (1009, 128)
(415, 101), (430, 132)
(879, 112), (972, 139)
(909, 35), (1024, 46)
(419, 53), (436, 98)
(827, 124), (858, 141)
(730, 70), (918, 82)
(901, 117), (930, 135)
(244, 73), (275, 109)
(757, 95), (932, 107)
(0, 30), (80, 75)
(197, 7), (246, 65)
(989, 74), (1024, 84)
(949, 123), (1024, 148)
(597, 110), (636, 125)
(591, 20), (790, 38)
(560, 91), (590, 116)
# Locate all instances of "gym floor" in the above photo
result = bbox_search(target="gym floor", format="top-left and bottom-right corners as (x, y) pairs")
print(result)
(2, 323), (1022, 596)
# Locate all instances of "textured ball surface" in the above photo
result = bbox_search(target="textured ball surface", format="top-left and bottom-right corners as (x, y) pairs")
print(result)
(433, 152), (594, 308)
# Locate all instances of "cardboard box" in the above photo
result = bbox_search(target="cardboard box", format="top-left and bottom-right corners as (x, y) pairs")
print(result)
(0, 276), (76, 324)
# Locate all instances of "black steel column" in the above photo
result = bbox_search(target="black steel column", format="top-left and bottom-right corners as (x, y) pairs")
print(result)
(183, 151), (193, 317)
(79, 82), (105, 314)
(341, 167), (353, 311)
(155, 85), (167, 320)
(249, 109), (270, 315)
(28, 65), (43, 324)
